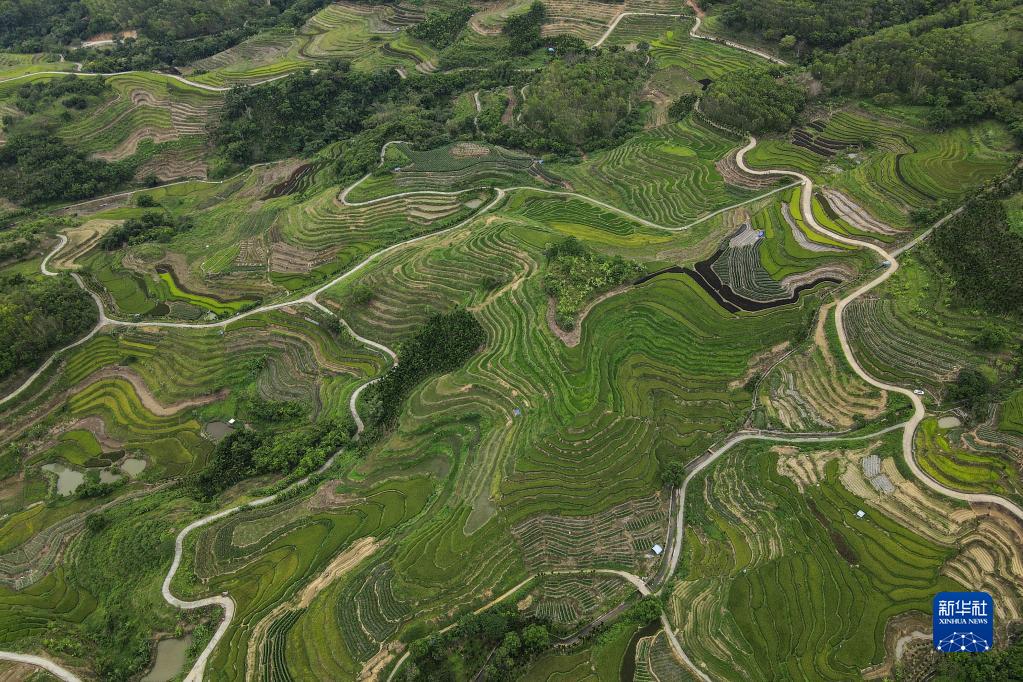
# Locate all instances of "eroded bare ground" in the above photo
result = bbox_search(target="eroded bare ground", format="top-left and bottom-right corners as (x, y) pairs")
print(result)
(861, 612), (935, 681)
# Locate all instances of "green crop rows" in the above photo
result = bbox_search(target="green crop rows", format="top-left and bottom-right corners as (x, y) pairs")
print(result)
(673, 440), (961, 679)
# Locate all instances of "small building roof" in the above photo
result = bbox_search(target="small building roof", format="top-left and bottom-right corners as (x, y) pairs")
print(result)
(652, 544), (663, 555)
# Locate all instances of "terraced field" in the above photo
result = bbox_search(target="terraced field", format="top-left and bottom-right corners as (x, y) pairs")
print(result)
(555, 117), (771, 226)
(61, 73), (223, 163)
(915, 418), (1022, 506)
(845, 252), (1006, 397)
(672, 440), (963, 680)
(1, 5), (1022, 682)
(746, 110), (1017, 228)
(186, 2), (434, 85)
(760, 305), (889, 432)
(0, 70), (223, 180)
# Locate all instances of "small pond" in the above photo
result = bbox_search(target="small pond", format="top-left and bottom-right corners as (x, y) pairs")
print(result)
(44, 457), (148, 495)
(141, 634), (193, 682)
(42, 462), (85, 496)
(205, 421), (235, 442)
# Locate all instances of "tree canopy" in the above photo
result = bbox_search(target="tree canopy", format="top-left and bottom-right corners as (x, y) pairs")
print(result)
(931, 197), (1023, 316)
(700, 65), (807, 133)
(812, 2), (1023, 139)
(0, 273), (98, 380)
(519, 48), (650, 152)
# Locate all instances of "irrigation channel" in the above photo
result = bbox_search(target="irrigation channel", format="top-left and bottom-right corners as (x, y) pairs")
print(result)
(3, 15), (1022, 682)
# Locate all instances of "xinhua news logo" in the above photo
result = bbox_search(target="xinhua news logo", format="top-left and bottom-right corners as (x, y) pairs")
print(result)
(933, 591), (994, 653)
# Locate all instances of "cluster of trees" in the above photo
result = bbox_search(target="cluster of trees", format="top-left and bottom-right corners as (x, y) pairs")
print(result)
(502, 1), (547, 55)
(518, 48), (649, 152)
(0, 0), (334, 52)
(364, 308), (485, 430)
(813, 2), (1023, 138)
(99, 211), (193, 249)
(946, 367), (994, 422)
(407, 7), (473, 48)
(543, 237), (641, 329)
(190, 417), (353, 499)
(934, 635), (1023, 680)
(701, 65), (807, 133)
(0, 214), (67, 263)
(0, 129), (134, 205)
(214, 61), (506, 181)
(668, 93), (698, 121)
(212, 61), (398, 167)
(75, 470), (123, 499)
(12, 75), (110, 114)
(406, 606), (552, 681)
(0, 273), (97, 380)
(712, 0), (957, 53)
(930, 197), (1023, 315)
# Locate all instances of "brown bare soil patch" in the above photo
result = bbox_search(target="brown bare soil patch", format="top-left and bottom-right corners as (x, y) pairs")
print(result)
(51, 220), (121, 270)
(729, 341), (789, 389)
(716, 146), (779, 189)
(360, 642), (404, 681)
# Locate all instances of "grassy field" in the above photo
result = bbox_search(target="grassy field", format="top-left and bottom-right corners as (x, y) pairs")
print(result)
(1001, 389), (1023, 434)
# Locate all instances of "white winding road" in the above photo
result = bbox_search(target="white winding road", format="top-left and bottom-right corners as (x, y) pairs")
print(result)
(0, 69), (291, 92)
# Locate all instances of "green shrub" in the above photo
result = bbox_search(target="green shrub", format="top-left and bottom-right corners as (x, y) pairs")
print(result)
(543, 237), (641, 328)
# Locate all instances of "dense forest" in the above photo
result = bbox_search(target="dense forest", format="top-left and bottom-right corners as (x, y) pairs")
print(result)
(710, 0), (957, 53)
(813, 1), (1023, 138)
(700, 66), (807, 133)
(212, 61), (510, 181)
(502, 1), (547, 55)
(931, 197), (1023, 315)
(543, 237), (641, 329)
(0, 0), (334, 51)
(98, 212), (194, 250)
(518, 48), (649, 152)
(0, 272), (98, 380)
(212, 61), (398, 166)
(191, 417), (353, 499)
(364, 308), (486, 430)
(406, 606), (553, 680)
(934, 636), (1023, 680)
(0, 129), (133, 205)
(407, 7), (473, 48)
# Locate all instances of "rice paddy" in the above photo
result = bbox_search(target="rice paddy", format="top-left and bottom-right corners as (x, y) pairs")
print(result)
(0, 6), (1021, 682)
(672, 439), (963, 680)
